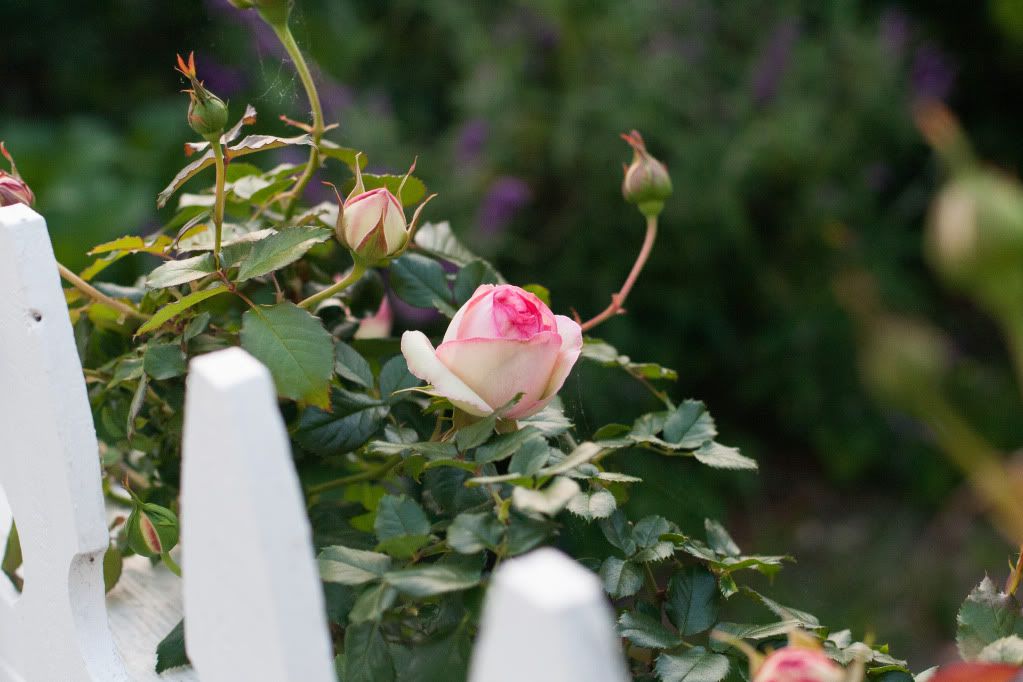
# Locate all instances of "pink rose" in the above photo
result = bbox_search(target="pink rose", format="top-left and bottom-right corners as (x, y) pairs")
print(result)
(338, 187), (409, 263)
(754, 647), (844, 682)
(401, 284), (583, 419)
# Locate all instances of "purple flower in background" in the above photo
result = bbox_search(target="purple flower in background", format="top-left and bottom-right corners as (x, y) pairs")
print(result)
(194, 53), (247, 98)
(751, 18), (800, 106)
(456, 119), (489, 166)
(478, 177), (531, 237)
(205, 0), (283, 56)
(911, 44), (956, 102)
(879, 8), (910, 57)
(864, 162), (893, 192)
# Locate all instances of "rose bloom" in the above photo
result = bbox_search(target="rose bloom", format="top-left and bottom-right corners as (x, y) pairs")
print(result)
(754, 647), (844, 682)
(401, 284), (582, 419)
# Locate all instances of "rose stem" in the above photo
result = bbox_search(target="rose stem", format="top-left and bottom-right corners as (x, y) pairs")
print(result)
(272, 22), (325, 220)
(211, 138), (227, 269)
(297, 263), (366, 310)
(580, 214), (658, 332)
(57, 263), (151, 321)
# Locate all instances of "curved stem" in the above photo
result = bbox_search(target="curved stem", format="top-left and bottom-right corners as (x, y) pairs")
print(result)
(580, 214), (658, 332)
(306, 454), (402, 497)
(273, 23), (325, 220)
(211, 139), (227, 269)
(298, 263), (366, 310)
(57, 263), (151, 321)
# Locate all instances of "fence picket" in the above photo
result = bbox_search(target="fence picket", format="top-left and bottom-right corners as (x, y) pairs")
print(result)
(181, 347), (336, 682)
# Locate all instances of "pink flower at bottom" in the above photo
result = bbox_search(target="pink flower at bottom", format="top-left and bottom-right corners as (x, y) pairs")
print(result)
(754, 647), (845, 682)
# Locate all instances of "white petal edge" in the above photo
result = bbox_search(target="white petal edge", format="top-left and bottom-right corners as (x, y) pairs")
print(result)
(400, 330), (493, 416)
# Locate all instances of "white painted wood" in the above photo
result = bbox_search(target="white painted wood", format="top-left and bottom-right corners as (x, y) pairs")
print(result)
(0, 204), (130, 681)
(181, 347), (336, 682)
(469, 547), (629, 682)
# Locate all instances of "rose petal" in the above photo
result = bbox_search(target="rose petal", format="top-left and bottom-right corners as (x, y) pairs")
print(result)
(444, 284), (497, 343)
(539, 315), (583, 401)
(436, 331), (562, 416)
(400, 331), (492, 416)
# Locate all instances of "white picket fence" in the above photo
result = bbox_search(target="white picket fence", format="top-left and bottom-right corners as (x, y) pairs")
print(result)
(0, 204), (629, 682)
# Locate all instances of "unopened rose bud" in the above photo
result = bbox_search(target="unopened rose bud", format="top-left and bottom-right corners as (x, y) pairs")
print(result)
(621, 130), (672, 218)
(328, 157), (434, 265)
(0, 142), (35, 207)
(355, 297), (393, 339)
(753, 647), (844, 682)
(126, 500), (180, 558)
(926, 170), (1023, 315)
(175, 52), (229, 140)
(860, 316), (950, 410)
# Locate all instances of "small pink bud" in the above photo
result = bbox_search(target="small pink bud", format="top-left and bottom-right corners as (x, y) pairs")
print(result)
(621, 129), (672, 218)
(355, 297), (393, 339)
(753, 647), (844, 682)
(339, 188), (409, 263)
(0, 142), (34, 207)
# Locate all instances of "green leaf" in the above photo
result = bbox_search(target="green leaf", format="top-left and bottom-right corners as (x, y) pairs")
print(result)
(447, 512), (504, 554)
(226, 133), (313, 160)
(155, 619), (190, 673)
(666, 566), (720, 636)
(517, 404), (573, 437)
(704, 519), (741, 557)
(566, 489), (617, 520)
(508, 438), (552, 475)
(335, 342), (374, 388)
(453, 260), (500, 305)
(136, 285), (228, 335)
(693, 442), (757, 471)
(600, 511), (638, 556)
(345, 173), (427, 206)
(455, 413), (498, 451)
(379, 355), (421, 402)
(505, 514), (551, 556)
(522, 284), (551, 306)
(2, 521), (22, 591)
(383, 563), (482, 597)
(474, 426), (543, 465)
(511, 476), (581, 516)
(539, 441), (604, 476)
(394, 620), (472, 682)
(709, 621), (805, 652)
(414, 222), (479, 266)
(977, 635), (1023, 664)
(146, 253), (216, 288)
(319, 546), (392, 586)
(634, 516), (672, 548)
(655, 646), (730, 682)
(663, 400), (717, 447)
(740, 588), (821, 628)
(235, 227), (333, 281)
(295, 390), (387, 456)
(343, 622), (395, 682)
(143, 343), (186, 380)
(389, 254), (455, 315)
(157, 151), (214, 209)
(599, 557), (644, 598)
(957, 577), (1023, 660)
(374, 495), (431, 558)
(369, 439), (458, 461)
(240, 302), (334, 408)
(348, 583), (397, 623)
(102, 546), (123, 593)
(618, 610), (683, 649)
(319, 140), (367, 172)
(581, 338), (678, 382)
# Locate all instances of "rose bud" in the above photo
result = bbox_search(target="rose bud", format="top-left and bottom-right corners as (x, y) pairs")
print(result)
(175, 52), (229, 140)
(621, 129), (672, 218)
(401, 284), (583, 419)
(125, 500), (180, 559)
(0, 142), (35, 207)
(330, 157), (435, 265)
(753, 646), (845, 682)
(355, 297), (393, 340)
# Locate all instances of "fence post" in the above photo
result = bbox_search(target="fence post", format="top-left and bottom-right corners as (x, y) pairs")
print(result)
(468, 547), (630, 682)
(0, 204), (129, 680)
(181, 347), (336, 682)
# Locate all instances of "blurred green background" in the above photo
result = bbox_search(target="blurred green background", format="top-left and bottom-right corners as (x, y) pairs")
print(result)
(7, 0), (1023, 668)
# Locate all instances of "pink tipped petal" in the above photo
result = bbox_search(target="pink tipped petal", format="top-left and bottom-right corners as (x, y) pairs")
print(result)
(400, 331), (492, 416)
(443, 284), (498, 343)
(436, 332), (562, 417)
(539, 315), (583, 402)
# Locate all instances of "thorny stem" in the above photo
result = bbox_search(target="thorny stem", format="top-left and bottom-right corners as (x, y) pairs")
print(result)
(298, 262), (366, 310)
(57, 263), (151, 321)
(580, 214), (658, 332)
(211, 139), (227, 268)
(273, 23), (325, 220)
(306, 454), (402, 497)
